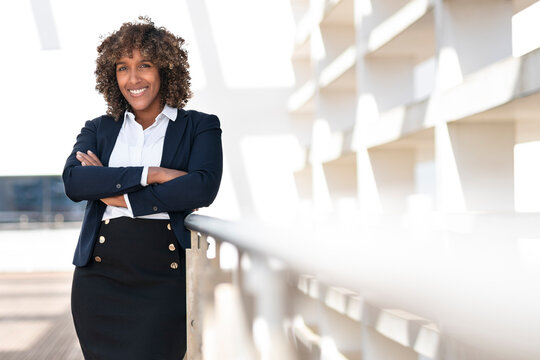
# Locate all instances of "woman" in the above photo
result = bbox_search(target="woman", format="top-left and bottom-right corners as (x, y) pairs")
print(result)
(63, 17), (222, 359)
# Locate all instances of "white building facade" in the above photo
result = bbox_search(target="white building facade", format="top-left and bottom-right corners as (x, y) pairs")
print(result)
(2, 1), (540, 359)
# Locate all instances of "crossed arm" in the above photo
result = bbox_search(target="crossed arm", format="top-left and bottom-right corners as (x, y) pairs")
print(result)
(63, 115), (223, 214)
(75, 150), (186, 207)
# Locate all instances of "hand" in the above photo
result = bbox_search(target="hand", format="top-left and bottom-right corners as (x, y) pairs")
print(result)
(100, 195), (127, 208)
(76, 150), (103, 166)
(147, 167), (187, 184)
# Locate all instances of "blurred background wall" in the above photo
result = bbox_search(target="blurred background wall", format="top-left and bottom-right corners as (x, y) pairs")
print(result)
(0, 0), (298, 271)
(2, 0), (540, 275)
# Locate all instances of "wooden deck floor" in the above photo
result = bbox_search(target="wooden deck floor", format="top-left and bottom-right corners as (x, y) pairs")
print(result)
(0, 272), (83, 360)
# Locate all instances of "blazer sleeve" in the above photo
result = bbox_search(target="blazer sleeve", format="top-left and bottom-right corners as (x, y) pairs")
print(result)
(127, 114), (223, 215)
(62, 117), (145, 202)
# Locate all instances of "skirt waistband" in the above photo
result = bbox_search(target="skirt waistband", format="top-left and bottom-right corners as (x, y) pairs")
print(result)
(102, 216), (171, 226)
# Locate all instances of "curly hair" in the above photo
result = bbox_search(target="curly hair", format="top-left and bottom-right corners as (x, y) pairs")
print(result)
(95, 16), (192, 119)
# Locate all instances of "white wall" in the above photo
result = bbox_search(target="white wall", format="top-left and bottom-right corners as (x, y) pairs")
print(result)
(0, 0), (301, 222)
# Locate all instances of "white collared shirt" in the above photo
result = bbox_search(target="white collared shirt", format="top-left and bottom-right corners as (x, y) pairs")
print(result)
(102, 105), (178, 220)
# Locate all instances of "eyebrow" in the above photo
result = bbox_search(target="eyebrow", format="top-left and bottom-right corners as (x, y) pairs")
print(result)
(115, 59), (153, 65)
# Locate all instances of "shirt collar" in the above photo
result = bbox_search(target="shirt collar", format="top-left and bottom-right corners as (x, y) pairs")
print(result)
(161, 104), (178, 121)
(123, 104), (178, 126)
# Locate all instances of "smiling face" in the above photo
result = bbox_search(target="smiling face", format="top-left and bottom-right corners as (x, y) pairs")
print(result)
(115, 49), (162, 121)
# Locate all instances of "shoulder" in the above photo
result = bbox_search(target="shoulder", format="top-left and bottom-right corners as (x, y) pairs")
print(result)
(84, 114), (116, 129)
(82, 114), (121, 136)
(180, 109), (221, 133)
(181, 109), (219, 123)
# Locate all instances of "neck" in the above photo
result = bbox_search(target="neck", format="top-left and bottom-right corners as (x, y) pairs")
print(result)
(134, 105), (163, 130)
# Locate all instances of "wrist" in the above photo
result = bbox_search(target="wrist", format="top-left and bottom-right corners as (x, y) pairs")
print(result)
(115, 195), (127, 208)
(147, 167), (162, 184)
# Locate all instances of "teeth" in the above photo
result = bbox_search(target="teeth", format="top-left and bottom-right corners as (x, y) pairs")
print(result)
(129, 88), (146, 95)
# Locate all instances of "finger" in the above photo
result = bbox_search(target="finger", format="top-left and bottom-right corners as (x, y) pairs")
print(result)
(77, 152), (98, 166)
(76, 152), (91, 166)
(76, 151), (91, 164)
(87, 150), (103, 166)
(76, 151), (84, 162)
(83, 152), (99, 166)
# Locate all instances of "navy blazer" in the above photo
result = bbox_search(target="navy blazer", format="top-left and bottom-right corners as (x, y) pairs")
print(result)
(63, 109), (222, 267)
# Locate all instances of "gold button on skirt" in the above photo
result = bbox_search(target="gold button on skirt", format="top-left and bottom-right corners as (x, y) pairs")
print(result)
(72, 217), (186, 360)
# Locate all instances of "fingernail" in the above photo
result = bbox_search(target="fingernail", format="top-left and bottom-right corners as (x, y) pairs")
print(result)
(81, 162), (85, 165)
(87, 150), (93, 154)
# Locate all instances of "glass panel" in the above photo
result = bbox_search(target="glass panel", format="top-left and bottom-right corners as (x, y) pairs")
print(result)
(0, 176), (84, 223)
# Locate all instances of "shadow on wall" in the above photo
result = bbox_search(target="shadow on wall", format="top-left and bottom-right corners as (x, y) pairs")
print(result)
(185, 0), (299, 221)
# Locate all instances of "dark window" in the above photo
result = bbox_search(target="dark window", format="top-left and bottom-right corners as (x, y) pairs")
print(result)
(0, 176), (84, 223)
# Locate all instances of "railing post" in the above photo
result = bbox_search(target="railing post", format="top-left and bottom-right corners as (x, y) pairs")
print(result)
(186, 230), (207, 360)
(204, 242), (260, 360)
(244, 254), (297, 360)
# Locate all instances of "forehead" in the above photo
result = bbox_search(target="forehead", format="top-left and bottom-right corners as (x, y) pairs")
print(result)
(116, 49), (152, 62)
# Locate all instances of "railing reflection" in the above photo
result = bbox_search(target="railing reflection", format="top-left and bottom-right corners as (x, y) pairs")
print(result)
(184, 213), (540, 360)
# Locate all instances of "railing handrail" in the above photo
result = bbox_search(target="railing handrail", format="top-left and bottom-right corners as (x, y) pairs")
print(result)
(185, 213), (540, 360)
(185, 214), (287, 260)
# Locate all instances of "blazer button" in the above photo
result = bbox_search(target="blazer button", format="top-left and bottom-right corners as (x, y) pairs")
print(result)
(153, 206), (158, 211)
(116, 183), (121, 189)
(170, 262), (178, 269)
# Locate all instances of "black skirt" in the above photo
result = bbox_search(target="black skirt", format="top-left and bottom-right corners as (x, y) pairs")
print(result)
(72, 217), (186, 360)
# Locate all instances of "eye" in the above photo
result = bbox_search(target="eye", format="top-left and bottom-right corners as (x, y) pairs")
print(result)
(116, 65), (127, 72)
(139, 63), (152, 69)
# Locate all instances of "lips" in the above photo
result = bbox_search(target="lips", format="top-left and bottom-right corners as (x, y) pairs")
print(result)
(128, 87), (148, 96)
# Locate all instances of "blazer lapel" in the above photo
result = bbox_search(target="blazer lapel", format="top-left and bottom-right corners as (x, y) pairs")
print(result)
(160, 109), (188, 168)
(99, 115), (124, 166)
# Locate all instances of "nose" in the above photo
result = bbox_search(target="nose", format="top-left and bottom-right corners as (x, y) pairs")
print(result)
(127, 67), (141, 84)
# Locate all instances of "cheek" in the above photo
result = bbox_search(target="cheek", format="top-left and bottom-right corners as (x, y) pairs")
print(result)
(117, 85), (127, 97)
(115, 75), (125, 90)
(152, 71), (161, 90)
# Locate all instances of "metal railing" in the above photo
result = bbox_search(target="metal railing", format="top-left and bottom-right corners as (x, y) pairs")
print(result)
(184, 213), (540, 360)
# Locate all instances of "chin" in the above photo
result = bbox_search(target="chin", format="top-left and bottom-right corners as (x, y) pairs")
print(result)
(130, 103), (150, 111)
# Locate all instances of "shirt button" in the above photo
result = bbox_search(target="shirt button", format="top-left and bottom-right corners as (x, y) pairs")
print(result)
(167, 223), (171, 231)
(153, 206), (158, 211)
(116, 184), (121, 189)
(99, 236), (106, 244)
(169, 244), (176, 251)
(170, 262), (178, 269)
(95, 256), (102, 263)
(104, 219), (110, 225)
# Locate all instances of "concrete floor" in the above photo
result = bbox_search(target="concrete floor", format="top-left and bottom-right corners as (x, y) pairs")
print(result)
(0, 272), (83, 360)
